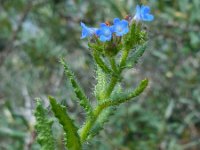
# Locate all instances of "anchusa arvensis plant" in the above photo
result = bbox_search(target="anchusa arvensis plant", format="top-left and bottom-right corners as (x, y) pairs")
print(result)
(35, 5), (154, 150)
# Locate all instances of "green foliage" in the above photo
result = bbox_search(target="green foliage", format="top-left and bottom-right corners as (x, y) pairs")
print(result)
(60, 58), (93, 117)
(126, 42), (147, 68)
(88, 107), (116, 139)
(38, 17), (150, 149)
(49, 96), (82, 150)
(94, 67), (108, 101)
(34, 99), (55, 150)
(1, 0), (200, 149)
(123, 23), (147, 51)
(93, 51), (112, 75)
(108, 78), (148, 106)
(74, 21), (149, 145)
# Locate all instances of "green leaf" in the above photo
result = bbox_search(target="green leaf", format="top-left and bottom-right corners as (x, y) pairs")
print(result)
(88, 107), (116, 139)
(125, 43), (147, 68)
(110, 83), (122, 98)
(101, 79), (149, 107)
(60, 58), (93, 117)
(93, 51), (112, 74)
(49, 96), (82, 150)
(123, 23), (147, 50)
(88, 42), (104, 53)
(34, 98), (55, 150)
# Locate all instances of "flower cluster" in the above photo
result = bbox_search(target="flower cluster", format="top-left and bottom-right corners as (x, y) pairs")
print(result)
(81, 5), (154, 42)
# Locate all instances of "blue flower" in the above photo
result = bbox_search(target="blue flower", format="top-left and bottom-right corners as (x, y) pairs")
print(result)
(111, 18), (129, 36)
(96, 23), (112, 42)
(81, 22), (98, 39)
(134, 5), (154, 21)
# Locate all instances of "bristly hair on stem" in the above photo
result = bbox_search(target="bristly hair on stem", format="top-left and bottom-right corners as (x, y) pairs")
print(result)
(34, 7), (153, 149)
(60, 58), (93, 118)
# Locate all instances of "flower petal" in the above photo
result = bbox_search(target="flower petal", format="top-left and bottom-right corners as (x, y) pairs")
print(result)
(136, 5), (141, 13)
(113, 18), (120, 24)
(141, 5), (150, 14)
(133, 5), (154, 22)
(143, 14), (154, 21)
(80, 22), (98, 39)
(96, 29), (102, 36)
(121, 20), (128, 27)
(123, 27), (129, 34)
(100, 23), (107, 28)
(100, 35), (107, 42)
(96, 23), (112, 42)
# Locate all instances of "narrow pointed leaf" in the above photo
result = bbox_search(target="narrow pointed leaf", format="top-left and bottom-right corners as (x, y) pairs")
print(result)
(101, 79), (148, 107)
(60, 58), (93, 117)
(88, 107), (116, 139)
(125, 43), (147, 68)
(49, 96), (82, 150)
(34, 98), (55, 150)
(93, 51), (112, 74)
(123, 22), (146, 50)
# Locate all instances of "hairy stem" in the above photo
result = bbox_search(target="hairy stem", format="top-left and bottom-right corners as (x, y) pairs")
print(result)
(80, 48), (130, 143)
(120, 48), (129, 69)
(93, 51), (112, 74)
(109, 57), (117, 72)
(103, 77), (118, 99)
(79, 78), (148, 142)
(79, 105), (104, 143)
(103, 49), (129, 98)
(102, 79), (148, 106)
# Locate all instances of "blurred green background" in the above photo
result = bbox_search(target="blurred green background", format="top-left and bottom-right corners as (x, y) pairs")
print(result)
(0, 0), (200, 149)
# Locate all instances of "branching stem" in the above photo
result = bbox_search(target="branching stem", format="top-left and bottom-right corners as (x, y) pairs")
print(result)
(80, 48), (130, 143)
(79, 105), (104, 143)
(93, 51), (112, 74)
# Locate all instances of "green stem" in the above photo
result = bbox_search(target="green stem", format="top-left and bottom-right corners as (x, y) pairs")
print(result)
(79, 77), (148, 142)
(109, 57), (117, 72)
(102, 79), (148, 106)
(119, 48), (129, 69)
(103, 77), (118, 99)
(80, 49), (130, 143)
(79, 105), (104, 143)
(103, 49), (129, 98)
(104, 49), (129, 98)
(93, 51), (112, 74)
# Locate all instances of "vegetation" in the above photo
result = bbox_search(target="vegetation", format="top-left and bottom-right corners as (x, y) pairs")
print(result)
(0, 0), (199, 149)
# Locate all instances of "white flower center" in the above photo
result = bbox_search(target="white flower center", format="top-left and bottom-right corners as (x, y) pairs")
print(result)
(104, 29), (110, 36)
(116, 25), (122, 32)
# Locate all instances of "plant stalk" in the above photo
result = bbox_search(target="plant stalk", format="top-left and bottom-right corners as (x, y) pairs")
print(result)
(80, 48), (130, 143)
